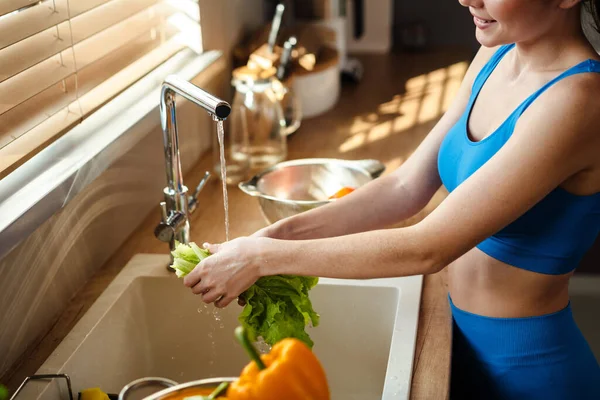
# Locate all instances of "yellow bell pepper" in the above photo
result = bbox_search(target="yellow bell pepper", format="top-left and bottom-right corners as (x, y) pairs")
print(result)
(228, 326), (330, 400)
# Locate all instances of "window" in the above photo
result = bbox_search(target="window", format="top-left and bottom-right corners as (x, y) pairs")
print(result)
(0, 0), (202, 178)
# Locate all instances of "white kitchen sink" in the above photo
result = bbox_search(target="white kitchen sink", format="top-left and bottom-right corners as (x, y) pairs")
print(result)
(19, 254), (422, 400)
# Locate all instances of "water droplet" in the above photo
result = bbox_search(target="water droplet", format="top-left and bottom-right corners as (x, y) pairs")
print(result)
(212, 308), (223, 322)
(208, 332), (213, 339)
(393, 392), (399, 396)
(254, 338), (272, 354)
(171, 356), (175, 360)
(197, 307), (203, 313)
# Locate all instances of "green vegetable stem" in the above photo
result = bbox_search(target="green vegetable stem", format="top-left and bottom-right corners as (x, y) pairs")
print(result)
(235, 326), (266, 370)
(207, 382), (229, 399)
(0, 384), (8, 400)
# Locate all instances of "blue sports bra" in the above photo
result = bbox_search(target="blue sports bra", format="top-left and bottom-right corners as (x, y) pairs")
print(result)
(438, 44), (600, 275)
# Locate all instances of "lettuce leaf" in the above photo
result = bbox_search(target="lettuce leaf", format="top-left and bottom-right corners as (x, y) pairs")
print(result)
(239, 275), (319, 348)
(170, 242), (319, 348)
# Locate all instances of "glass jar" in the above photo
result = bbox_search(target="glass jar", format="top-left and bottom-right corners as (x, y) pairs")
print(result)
(211, 112), (250, 185)
(230, 66), (287, 171)
(272, 78), (302, 136)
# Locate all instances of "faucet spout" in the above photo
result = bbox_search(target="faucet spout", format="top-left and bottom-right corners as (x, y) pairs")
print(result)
(161, 75), (231, 121)
(155, 74), (231, 260)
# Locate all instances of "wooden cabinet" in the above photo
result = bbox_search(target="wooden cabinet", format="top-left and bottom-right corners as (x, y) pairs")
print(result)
(578, 236), (600, 274)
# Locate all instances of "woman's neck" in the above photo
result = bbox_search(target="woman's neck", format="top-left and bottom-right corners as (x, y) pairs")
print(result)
(511, 6), (591, 75)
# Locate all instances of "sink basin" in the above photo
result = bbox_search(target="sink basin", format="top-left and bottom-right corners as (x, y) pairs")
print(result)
(20, 254), (422, 400)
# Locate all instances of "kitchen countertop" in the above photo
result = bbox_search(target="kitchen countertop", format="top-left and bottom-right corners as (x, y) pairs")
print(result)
(6, 50), (475, 398)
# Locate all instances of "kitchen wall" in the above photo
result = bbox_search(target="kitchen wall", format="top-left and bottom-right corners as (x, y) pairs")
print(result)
(394, 2), (600, 52)
(200, 0), (265, 58)
(578, 239), (600, 274)
(0, 0), (264, 381)
(393, 0), (479, 51)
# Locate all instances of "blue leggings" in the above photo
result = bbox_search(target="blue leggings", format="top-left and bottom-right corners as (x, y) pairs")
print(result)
(449, 296), (600, 400)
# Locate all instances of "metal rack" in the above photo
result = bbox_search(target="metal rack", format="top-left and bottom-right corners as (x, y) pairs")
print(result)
(9, 374), (74, 400)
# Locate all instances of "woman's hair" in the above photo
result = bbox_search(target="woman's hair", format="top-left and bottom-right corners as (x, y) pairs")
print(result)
(584, 0), (600, 32)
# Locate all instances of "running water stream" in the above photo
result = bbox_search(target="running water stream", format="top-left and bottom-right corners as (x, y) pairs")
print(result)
(216, 120), (229, 242)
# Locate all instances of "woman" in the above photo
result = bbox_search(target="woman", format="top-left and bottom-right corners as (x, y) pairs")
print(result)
(185, 0), (600, 398)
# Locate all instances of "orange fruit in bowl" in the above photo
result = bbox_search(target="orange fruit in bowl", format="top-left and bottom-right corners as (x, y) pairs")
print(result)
(328, 187), (355, 199)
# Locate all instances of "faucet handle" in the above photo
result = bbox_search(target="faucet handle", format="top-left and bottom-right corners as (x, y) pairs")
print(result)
(188, 171), (210, 214)
(159, 201), (168, 222)
(154, 221), (175, 243)
(154, 202), (173, 242)
(154, 202), (187, 243)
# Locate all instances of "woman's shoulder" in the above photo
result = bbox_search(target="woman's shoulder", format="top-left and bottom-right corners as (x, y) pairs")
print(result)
(521, 64), (600, 149)
(550, 45), (600, 101)
(541, 64), (600, 124)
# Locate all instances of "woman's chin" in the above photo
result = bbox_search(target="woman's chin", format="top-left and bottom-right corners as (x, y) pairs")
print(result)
(475, 30), (504, 48)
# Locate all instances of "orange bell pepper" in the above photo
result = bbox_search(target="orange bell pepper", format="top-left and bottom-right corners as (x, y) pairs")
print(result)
(228, 326), (330, 400)
(328, 187), (355, 199)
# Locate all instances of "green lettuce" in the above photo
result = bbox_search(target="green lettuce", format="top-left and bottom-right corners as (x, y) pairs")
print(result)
(170, 242), (210, 277)
(171, 242), (319, 348)
(239, 275), (319, 348)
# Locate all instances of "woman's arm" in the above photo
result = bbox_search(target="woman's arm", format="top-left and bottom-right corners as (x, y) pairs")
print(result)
(264, 74), (600, 280)
(259, 47), (500, 241)
(187, 72), (600, 307)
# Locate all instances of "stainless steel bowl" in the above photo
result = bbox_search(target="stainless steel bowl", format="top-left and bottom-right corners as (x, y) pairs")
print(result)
(238, 158), (386, 224)
(119, 376), (236, 400)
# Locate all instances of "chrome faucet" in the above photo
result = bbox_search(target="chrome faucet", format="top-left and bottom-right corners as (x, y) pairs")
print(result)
(154, 75), (231, 259)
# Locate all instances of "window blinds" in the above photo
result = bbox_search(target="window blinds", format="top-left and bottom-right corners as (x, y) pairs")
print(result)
(0, 0), (201, 158)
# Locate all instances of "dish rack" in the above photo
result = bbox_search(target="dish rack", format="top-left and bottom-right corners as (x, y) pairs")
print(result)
(8, 374), (236, 400)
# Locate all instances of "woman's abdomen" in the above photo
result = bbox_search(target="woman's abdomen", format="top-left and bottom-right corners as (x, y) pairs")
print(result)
(448, 247), (572, 318)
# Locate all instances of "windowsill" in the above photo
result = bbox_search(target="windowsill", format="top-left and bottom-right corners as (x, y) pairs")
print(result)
(0, 48), (225, 260)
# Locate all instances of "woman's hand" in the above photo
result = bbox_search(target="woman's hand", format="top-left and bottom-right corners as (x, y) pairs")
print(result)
(182, 236), (270, 308)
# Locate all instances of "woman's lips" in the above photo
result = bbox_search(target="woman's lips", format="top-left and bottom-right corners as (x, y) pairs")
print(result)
(473, 16), (497, 29)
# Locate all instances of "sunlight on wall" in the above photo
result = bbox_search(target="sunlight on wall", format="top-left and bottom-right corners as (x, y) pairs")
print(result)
(350, 118), (376, 135)
(378, 95), (402, 115)
(418, 68), (446, 123)
(339, 132), (366, 153)
(367, 120), (392, 143)
(443, 62), (469, 110)
(393, 96), (420, 133)
(339, 61), (469, 154)
(385, 156), (405, 174)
